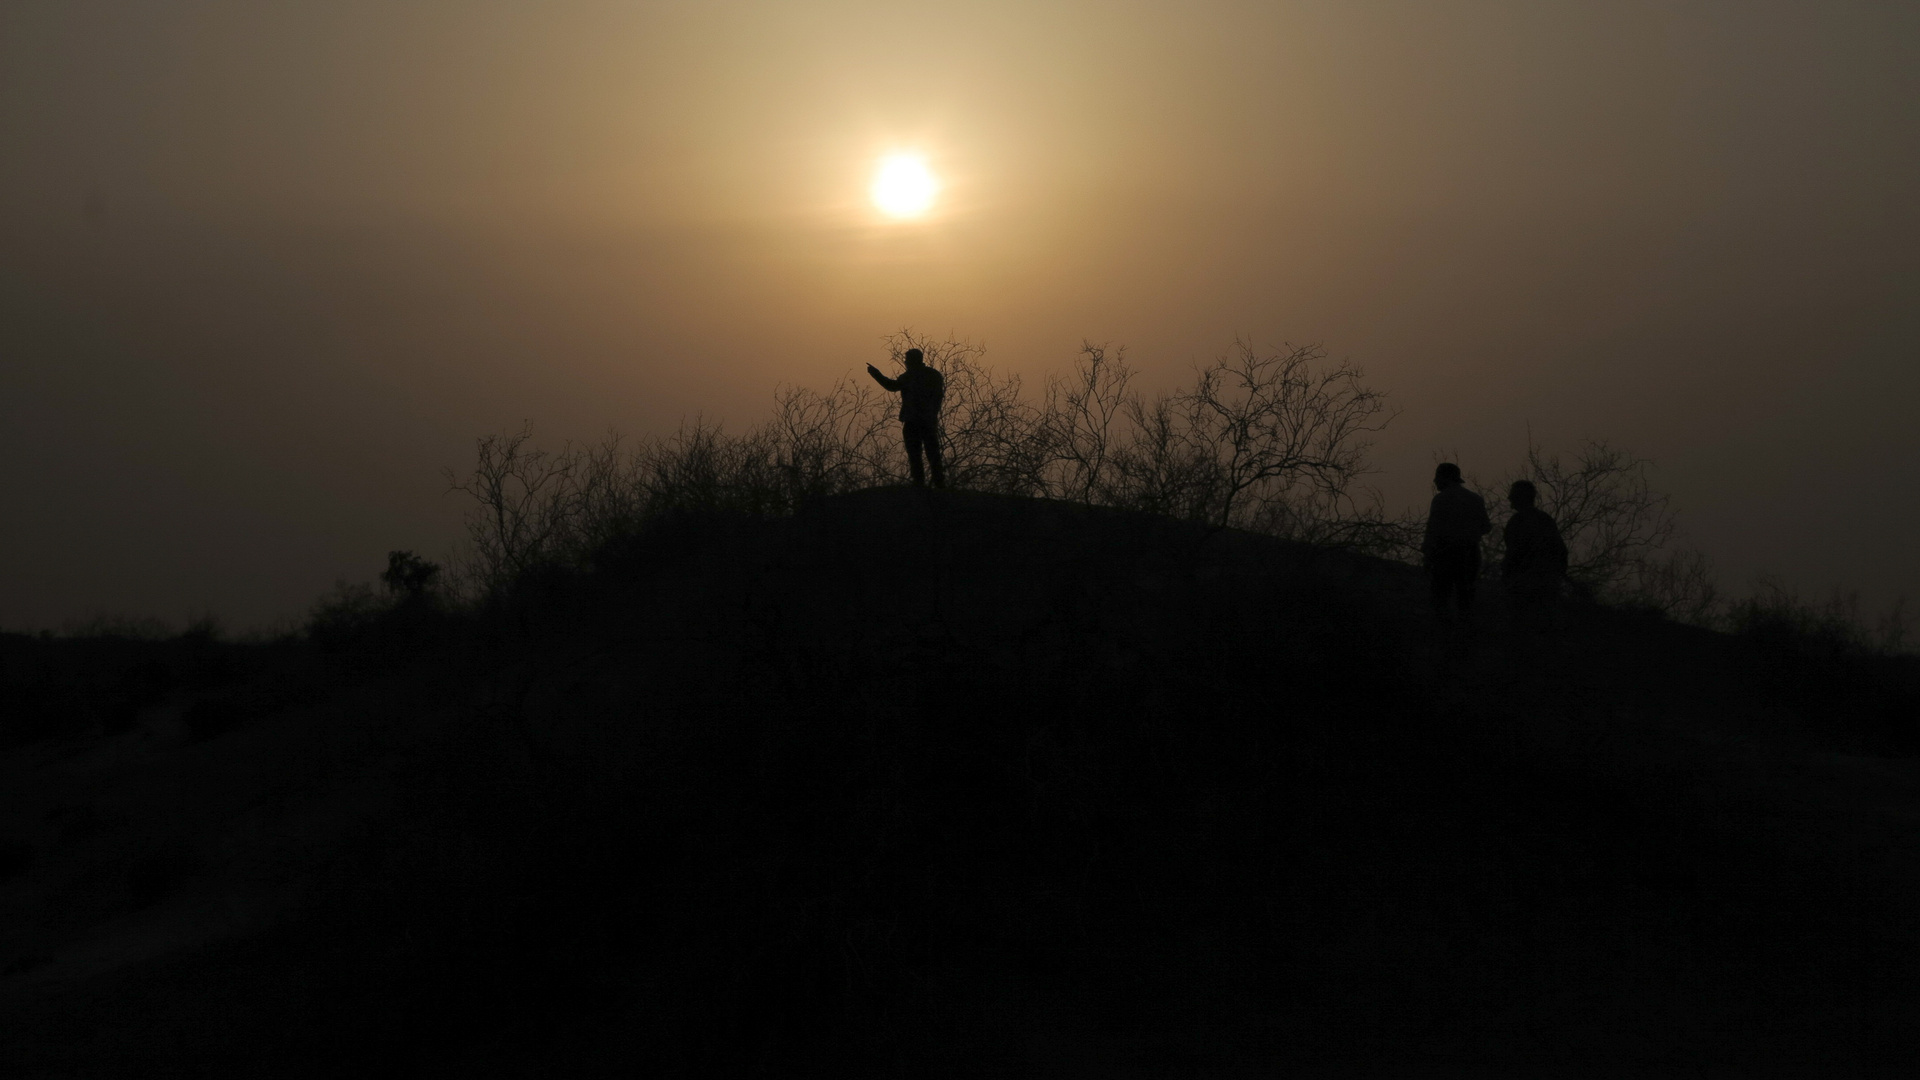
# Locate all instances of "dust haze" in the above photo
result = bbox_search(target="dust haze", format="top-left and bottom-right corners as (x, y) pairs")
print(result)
(3, 0), (1915, 627)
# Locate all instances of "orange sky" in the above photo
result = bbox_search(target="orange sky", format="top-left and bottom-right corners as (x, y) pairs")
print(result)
(3, 0), (1916, 628)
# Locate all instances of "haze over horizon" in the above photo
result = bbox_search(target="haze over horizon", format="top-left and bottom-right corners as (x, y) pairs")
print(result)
(4, 0), (1916, 631)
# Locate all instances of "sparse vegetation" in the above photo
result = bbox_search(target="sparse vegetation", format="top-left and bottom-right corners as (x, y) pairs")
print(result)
(304, 580), (388, 649)
(1731, 574), (1911, 657)
(55, 613), (181, 641)
(379, 550), (442, 604)
(1476, 437), (1719, 619)
(1503, 438), (1679, 598)
(448, 332), (1404, 594)
(445, 334), (1909, 654)
(1472, 435), (1908, 654)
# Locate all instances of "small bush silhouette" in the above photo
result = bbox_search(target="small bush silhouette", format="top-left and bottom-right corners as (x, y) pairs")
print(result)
(1731, 576), (1910, 657)
(1470, 439), (1905, 649)
(306, 581), (388, 649)
(380, 550), (441, 603)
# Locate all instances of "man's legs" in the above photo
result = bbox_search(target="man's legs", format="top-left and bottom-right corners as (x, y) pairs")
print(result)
(1451, 545), (1482, 614)
(902, 424), (925, 484)
(1455, 551), (1480, 612)
(903, 423), (926, 486)
(903, 422), (944, 488)
(1428, 547), (1481, 617)
(924, 428), (945, 488)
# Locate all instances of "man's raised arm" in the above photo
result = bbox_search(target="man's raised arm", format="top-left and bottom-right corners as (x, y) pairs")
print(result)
(866, 364), (900, 392)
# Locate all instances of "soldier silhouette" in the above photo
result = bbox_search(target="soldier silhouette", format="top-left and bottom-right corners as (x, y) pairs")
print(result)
(1501, 479), (1569, 630)
(867, 348), (947, 488)
(1422, 462), (1491, 620)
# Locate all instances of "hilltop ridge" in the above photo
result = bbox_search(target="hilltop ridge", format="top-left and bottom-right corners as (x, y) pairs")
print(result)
(2, 487), (1917, 1075)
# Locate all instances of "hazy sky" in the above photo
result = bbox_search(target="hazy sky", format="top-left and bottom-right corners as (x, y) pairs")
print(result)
(3, 0), (1916, 630)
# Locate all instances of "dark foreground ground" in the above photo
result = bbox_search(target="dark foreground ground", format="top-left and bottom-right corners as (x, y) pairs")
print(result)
(2, 488), (1917, 1076)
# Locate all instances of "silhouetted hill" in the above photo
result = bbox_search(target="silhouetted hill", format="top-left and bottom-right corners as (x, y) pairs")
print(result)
(3, 487), (1917, 1076)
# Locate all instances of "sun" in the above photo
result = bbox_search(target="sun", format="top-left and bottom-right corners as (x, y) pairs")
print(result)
(870, 154), (938, 218)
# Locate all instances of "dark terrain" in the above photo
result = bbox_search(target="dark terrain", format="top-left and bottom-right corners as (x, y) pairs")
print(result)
(2, 487), (1916, 1076)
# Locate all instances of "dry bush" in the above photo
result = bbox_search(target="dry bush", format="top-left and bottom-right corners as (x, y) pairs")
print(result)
(1472, 438), (1912, 648)
(1622, 547), (1722, 624)
(1027, 338), (1401, 547)
(1484, 438), (1704, 612)
(445, 426), (594, 588)
(1730, 576), (1911, 656)
(1097, 341), (1410, 556)
(1521, 439), (1677, 597)
(1174, 339), (1394, 532)
(58, 613), (178, 640)
(306, 582), (389, 647)
(769, 372), (896, 497)
(446, 421), (797, 592)
(1040, 342), (1137, 503)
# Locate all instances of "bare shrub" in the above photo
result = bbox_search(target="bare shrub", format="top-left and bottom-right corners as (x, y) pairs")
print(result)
(1041, 342), (1137, 503)
(306, 581), (388, 647)
(1263, 490), (1425, 560)
(381, 551), (442, 602)
(444, 426), (593, 589)
(1102, 391), (1211, 519)
(1480, 438), (1910, 646)
(769, 380), (895, 498)
(1172, 340), (1395, 533)
(1025, 339), (1400, 548)
(1730, 577), (1912, 656)
(631, 419), (789, 519)
(1480, 438), (1733, 622)
(1624, 547), (1722, 624)
(1879, 595), (1911, 654)
(59, 613), (176, 640)
(447, 420), (787, 590)
(1522, 438), (1676, 597)
(1485, 437), (1684, 607)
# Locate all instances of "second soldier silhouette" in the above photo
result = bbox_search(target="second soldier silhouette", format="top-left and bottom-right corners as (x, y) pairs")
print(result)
(1501, 479), (1569, 630)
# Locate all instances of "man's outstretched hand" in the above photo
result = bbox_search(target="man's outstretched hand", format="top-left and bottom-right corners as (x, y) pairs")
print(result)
(866, 364), (883, 377)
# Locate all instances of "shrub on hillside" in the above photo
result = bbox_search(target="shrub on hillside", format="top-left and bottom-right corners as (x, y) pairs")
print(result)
(1470, 442), (1909, 651)
(306, 551), (450, 649)
(58, 613), (178, 641)
(1469, 438), (1721, 620)
(380, 551), (442, 604)
(306, 582), (388, 650)
(1731, 576), (1910, 658)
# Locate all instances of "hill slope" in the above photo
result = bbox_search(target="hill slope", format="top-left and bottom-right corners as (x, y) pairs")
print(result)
(3, 487), (1917, 1075)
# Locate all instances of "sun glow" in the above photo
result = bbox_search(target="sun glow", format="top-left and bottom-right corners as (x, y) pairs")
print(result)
(870, 154), (938, 218)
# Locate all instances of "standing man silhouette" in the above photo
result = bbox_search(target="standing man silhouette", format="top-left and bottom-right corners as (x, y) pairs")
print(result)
(1422, 462), (1491, 620)
(1501, 479), (1568, 630)
(867, 347), (947, 488)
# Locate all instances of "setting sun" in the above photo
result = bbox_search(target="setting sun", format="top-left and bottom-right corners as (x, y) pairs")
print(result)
(870, 154), (938, 218)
